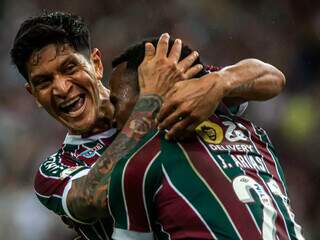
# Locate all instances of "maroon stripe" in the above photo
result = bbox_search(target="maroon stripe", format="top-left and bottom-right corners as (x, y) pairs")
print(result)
(60, 154), (78, 167)
(236, 118), (290, 239)
(155, 176), (213, 239)
(180, 140), (261, 239)
(123, 135), (160, 232)
(237, 119), (286, 196)
(34, 171), (67, 196)
(245, 171), (289, 240)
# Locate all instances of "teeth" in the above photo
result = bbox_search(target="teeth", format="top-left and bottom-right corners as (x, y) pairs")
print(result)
(60, 96), (80, 109)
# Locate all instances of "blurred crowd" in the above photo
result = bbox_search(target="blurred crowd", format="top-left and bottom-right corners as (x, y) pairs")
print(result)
(0, 0), (319, 239)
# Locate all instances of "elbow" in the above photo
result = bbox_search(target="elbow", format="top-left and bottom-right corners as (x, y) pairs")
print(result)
(271, 66), (286, 96)
(253, 58), (286, 96)
(277, 69), (286, 91)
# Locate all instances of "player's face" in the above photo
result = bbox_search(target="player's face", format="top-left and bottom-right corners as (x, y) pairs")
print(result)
(108, 62), (139, 129)
(25, 43), (114, 134)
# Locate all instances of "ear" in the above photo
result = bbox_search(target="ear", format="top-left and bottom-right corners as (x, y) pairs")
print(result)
(91, 48), (104, 81)
(25, 82), (33, 95)
(25, 82), (42, 108)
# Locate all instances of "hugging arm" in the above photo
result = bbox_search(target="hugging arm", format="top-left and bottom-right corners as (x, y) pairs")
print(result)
(157, 58), (285, 139)
(66, 34), (201, 221)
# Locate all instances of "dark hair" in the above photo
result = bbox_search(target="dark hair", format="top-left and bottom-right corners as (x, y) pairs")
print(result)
(112, 37), (207, 78)
(10, 11), (91, 81)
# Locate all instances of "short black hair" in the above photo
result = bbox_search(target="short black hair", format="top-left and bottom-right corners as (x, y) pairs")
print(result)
(112, 37), (207, 78)
(10, 11), (91, 81)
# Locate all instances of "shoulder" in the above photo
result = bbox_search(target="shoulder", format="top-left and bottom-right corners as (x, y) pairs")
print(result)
(110, 129), (162, 184)
(36, 150), (87, 181)
(34, 150), (90, 215)
(108, 129), (163, 234)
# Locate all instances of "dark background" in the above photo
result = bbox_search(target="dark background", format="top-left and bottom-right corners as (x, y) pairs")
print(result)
(0, 0), (319, 239)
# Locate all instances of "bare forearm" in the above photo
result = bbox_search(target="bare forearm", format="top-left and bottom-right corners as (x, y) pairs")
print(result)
(67, 94), (162, 221)
(217, 58), (286, 102)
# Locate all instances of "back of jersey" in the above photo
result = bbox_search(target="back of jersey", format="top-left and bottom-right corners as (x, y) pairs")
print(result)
(154, 113), (304, 240)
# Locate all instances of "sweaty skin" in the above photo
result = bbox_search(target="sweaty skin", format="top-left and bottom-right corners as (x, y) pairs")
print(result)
(66, 33), (202, 221)
(26, 43), (114, 135)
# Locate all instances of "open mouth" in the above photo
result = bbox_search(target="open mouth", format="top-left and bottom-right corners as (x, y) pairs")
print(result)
(59, 94), (86, 116)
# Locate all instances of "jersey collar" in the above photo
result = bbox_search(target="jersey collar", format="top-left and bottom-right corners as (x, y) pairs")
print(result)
(63, 128), (117, 145)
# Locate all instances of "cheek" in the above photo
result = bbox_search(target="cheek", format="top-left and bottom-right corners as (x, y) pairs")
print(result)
(35, 90), (53, 109)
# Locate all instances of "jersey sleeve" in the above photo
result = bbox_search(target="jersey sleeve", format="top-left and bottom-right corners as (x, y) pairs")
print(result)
(108, 129), (163, 240)
(34, 152), (90, 223)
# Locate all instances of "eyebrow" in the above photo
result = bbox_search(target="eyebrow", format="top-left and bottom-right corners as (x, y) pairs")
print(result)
(30, 55), (80, 83)
(59, 55), (80, 69)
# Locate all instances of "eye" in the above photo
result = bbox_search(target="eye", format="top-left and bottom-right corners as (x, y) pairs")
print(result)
(64, 64), (77, 74)
(33, 77), (51, 90)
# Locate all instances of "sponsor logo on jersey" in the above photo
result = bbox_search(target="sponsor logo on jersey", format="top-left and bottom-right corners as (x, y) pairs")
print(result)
(79, 143), (104, 158)
(196, 120), (224, 144)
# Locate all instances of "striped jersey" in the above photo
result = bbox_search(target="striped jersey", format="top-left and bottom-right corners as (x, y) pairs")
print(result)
(33, 101), (244, 240)
(108, 113), (304, 240)
(34, 128), (118, 240)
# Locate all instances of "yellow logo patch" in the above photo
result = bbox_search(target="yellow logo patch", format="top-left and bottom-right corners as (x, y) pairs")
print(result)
(196, 121), (224, 144)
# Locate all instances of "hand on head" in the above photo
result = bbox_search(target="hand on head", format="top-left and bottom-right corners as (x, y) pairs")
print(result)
(138, 33), (203, 97)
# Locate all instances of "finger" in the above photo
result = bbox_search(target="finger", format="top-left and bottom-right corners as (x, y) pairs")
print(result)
(156, 33), (170, 57)
(168, 38), (182, 63)
(177, 51), (199, 72)
(143, 42), (156, 61)
(157, 103), (175, 126)
(158, 110), (188, 130)
(165, 117), (194, 140)
(156, 88), (177, 122)
(183, 64), (203, 79)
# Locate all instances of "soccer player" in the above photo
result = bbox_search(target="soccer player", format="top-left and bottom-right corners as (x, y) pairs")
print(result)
(106, 40), (305, 239)
(11, 12), (200, 238)
(10, 11), (297, 239)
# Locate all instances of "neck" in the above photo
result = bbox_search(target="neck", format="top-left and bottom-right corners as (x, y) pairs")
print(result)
(69, 116), (113, 136)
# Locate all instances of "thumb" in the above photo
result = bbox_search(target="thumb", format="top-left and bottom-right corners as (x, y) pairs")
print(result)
(144, 42), (155, 61)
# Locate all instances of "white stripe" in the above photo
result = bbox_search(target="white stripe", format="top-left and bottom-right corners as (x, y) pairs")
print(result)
(64, 128), (117, 145)
(155, 221), (171, 240)
(197, 140), (262, 234)
(153, 184), (163, 201)
(91, 225), (104, 240)
(121, 130), (159, 230)
(248, 123), (292, 239)
(99, 220), (110, 240)
(259, 127), (288, 196)
(61, 169), (94, 225)
(162, 166), (217, 240)
(35, 191), (62, 199)
(78, 228), (90, 240)
(257, 173), (291, 239)
(178, 143), (241, 239)
(112, 228), (153, 240)
(143, 151), (161, 231)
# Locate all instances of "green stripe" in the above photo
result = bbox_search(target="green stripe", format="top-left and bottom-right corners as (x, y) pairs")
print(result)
(252, 126), (303, 238)
(259, 173), (299, 239)
(153, 223), (170, 240)
(209, 152), (264, 234)
(160, 139), (240, 239)
(144, 153), (162, 227)
(37, 194), (65, 215)
(253, 126), (288, 194)
(79, 225), (101, 239)
(109, 129), (159, 229)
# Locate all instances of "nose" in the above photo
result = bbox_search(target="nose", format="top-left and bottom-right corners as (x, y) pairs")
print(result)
(52, 74), (72, 98)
